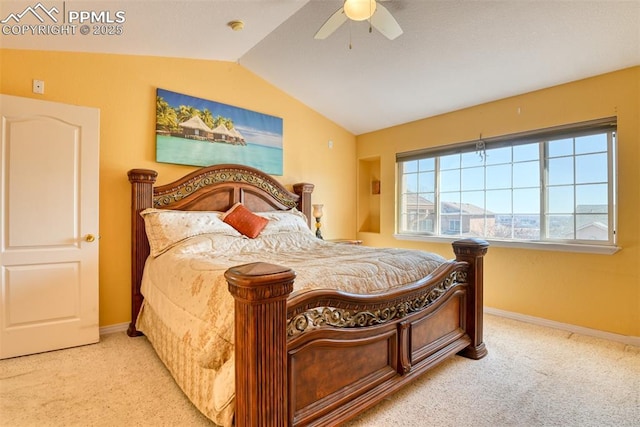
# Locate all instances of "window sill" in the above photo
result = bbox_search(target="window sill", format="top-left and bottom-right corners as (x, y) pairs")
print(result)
(394, 234), (620, 255)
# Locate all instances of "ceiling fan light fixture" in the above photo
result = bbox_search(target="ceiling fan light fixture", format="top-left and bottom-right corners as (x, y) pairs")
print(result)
(227, 20), (244, 31)
(343, 0), (377, 21)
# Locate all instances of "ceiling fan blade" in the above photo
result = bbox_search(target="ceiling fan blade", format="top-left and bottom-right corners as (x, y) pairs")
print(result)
(314, 7), (348, 40)
(370, 3), (403, 40)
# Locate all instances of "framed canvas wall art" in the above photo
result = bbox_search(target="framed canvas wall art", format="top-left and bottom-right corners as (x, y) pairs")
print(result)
(155, 88), (283, 175)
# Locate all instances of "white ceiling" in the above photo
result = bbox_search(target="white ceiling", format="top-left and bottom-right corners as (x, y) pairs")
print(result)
(2, 1), (639, 135)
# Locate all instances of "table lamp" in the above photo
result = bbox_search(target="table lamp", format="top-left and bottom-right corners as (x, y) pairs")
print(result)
(312, 204), (323, 239)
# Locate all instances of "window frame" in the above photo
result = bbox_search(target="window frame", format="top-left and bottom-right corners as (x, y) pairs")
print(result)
(395, 117), (619, 254)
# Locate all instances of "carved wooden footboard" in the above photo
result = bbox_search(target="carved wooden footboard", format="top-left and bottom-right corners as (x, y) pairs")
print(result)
(128, 164), (488, 427)
(226, 239), (488, 426)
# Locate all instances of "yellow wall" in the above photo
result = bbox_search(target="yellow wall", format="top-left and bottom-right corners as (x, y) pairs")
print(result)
(0, 49), (357, 327)
(1, 48), (637, 337)
(356, 67), (640, 337)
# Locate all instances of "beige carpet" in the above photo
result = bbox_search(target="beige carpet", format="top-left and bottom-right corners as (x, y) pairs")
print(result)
(1, 314), (638, 427)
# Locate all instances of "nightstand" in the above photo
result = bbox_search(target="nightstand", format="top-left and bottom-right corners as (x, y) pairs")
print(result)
(326, 239), (363, 245)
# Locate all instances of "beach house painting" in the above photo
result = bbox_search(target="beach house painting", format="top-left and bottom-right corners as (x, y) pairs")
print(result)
(156, 88), (283, 175)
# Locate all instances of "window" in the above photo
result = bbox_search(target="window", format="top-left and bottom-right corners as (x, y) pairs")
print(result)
(396, 118), (617, 249)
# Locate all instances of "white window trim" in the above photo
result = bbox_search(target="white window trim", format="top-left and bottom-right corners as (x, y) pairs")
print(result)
(395, 117), (618, 252)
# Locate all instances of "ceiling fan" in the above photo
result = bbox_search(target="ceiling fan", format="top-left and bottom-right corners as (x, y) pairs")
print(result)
(314, 0), (403, 41)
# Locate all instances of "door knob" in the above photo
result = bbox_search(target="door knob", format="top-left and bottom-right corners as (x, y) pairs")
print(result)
(85, 234), (96, 242)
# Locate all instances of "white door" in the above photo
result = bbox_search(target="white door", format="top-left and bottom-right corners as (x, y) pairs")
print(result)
(0, 94), (100, 359)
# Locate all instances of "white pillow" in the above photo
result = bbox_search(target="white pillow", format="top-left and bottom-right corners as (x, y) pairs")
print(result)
(140, 208), (240, 257)
(256, 208), (313, 235)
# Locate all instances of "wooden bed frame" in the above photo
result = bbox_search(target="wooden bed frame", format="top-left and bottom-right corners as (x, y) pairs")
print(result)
(128, 164), (489, 427)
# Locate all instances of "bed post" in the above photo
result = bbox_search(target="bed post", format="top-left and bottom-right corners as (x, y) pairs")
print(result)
(293, 183), (314, 228)
(225, 262), (296, 427)
(452, 238), (489, 360)
(127, 169), (158, 337)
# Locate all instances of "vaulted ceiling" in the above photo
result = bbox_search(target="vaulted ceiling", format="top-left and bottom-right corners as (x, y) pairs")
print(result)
(2, 1), (639, 134)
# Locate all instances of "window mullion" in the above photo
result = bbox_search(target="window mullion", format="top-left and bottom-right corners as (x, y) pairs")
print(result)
(608, 131), (616, 244)
(540, 141), (548, 241)
(484, 162), (488, 237)
(509, 148), (514, 239)
(457, 165), (462, 236)
(572, 138), (578, 240)
(435, 157), (441, 236)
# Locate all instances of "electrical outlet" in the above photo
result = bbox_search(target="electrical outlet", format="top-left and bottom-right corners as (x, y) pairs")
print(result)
(33, 80), (45, 94)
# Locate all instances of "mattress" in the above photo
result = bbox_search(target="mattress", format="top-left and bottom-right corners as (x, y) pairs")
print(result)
(136, 209), (446, 425)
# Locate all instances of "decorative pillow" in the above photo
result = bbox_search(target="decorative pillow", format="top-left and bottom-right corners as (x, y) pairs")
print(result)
(257, 209), (312, 235)
(140, 208), (239, 257)
(222, 203), (269, 238)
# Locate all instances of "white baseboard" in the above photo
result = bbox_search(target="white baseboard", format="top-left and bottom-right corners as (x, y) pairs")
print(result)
(99, 322), (129, 336)
(485, 307), (640, 347)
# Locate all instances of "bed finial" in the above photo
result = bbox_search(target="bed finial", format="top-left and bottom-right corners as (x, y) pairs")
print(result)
(293, 183), (314, 228)
(127, 169), (158, 337)
(225, 262), (296, 426)
(452, 238), (489, 359)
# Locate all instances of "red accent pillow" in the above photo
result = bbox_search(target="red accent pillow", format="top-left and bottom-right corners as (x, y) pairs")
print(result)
(222, 203), (268, 238)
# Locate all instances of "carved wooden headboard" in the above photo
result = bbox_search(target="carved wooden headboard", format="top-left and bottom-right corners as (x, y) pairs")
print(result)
(127, 163), (314, 335)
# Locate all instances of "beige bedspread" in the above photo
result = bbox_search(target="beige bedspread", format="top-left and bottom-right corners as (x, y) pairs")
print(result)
(137, 228), (446, 426)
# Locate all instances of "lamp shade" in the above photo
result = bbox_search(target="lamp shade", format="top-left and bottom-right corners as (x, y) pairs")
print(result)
(312, 204), (324, 219)
(344, 0), (377, 21)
